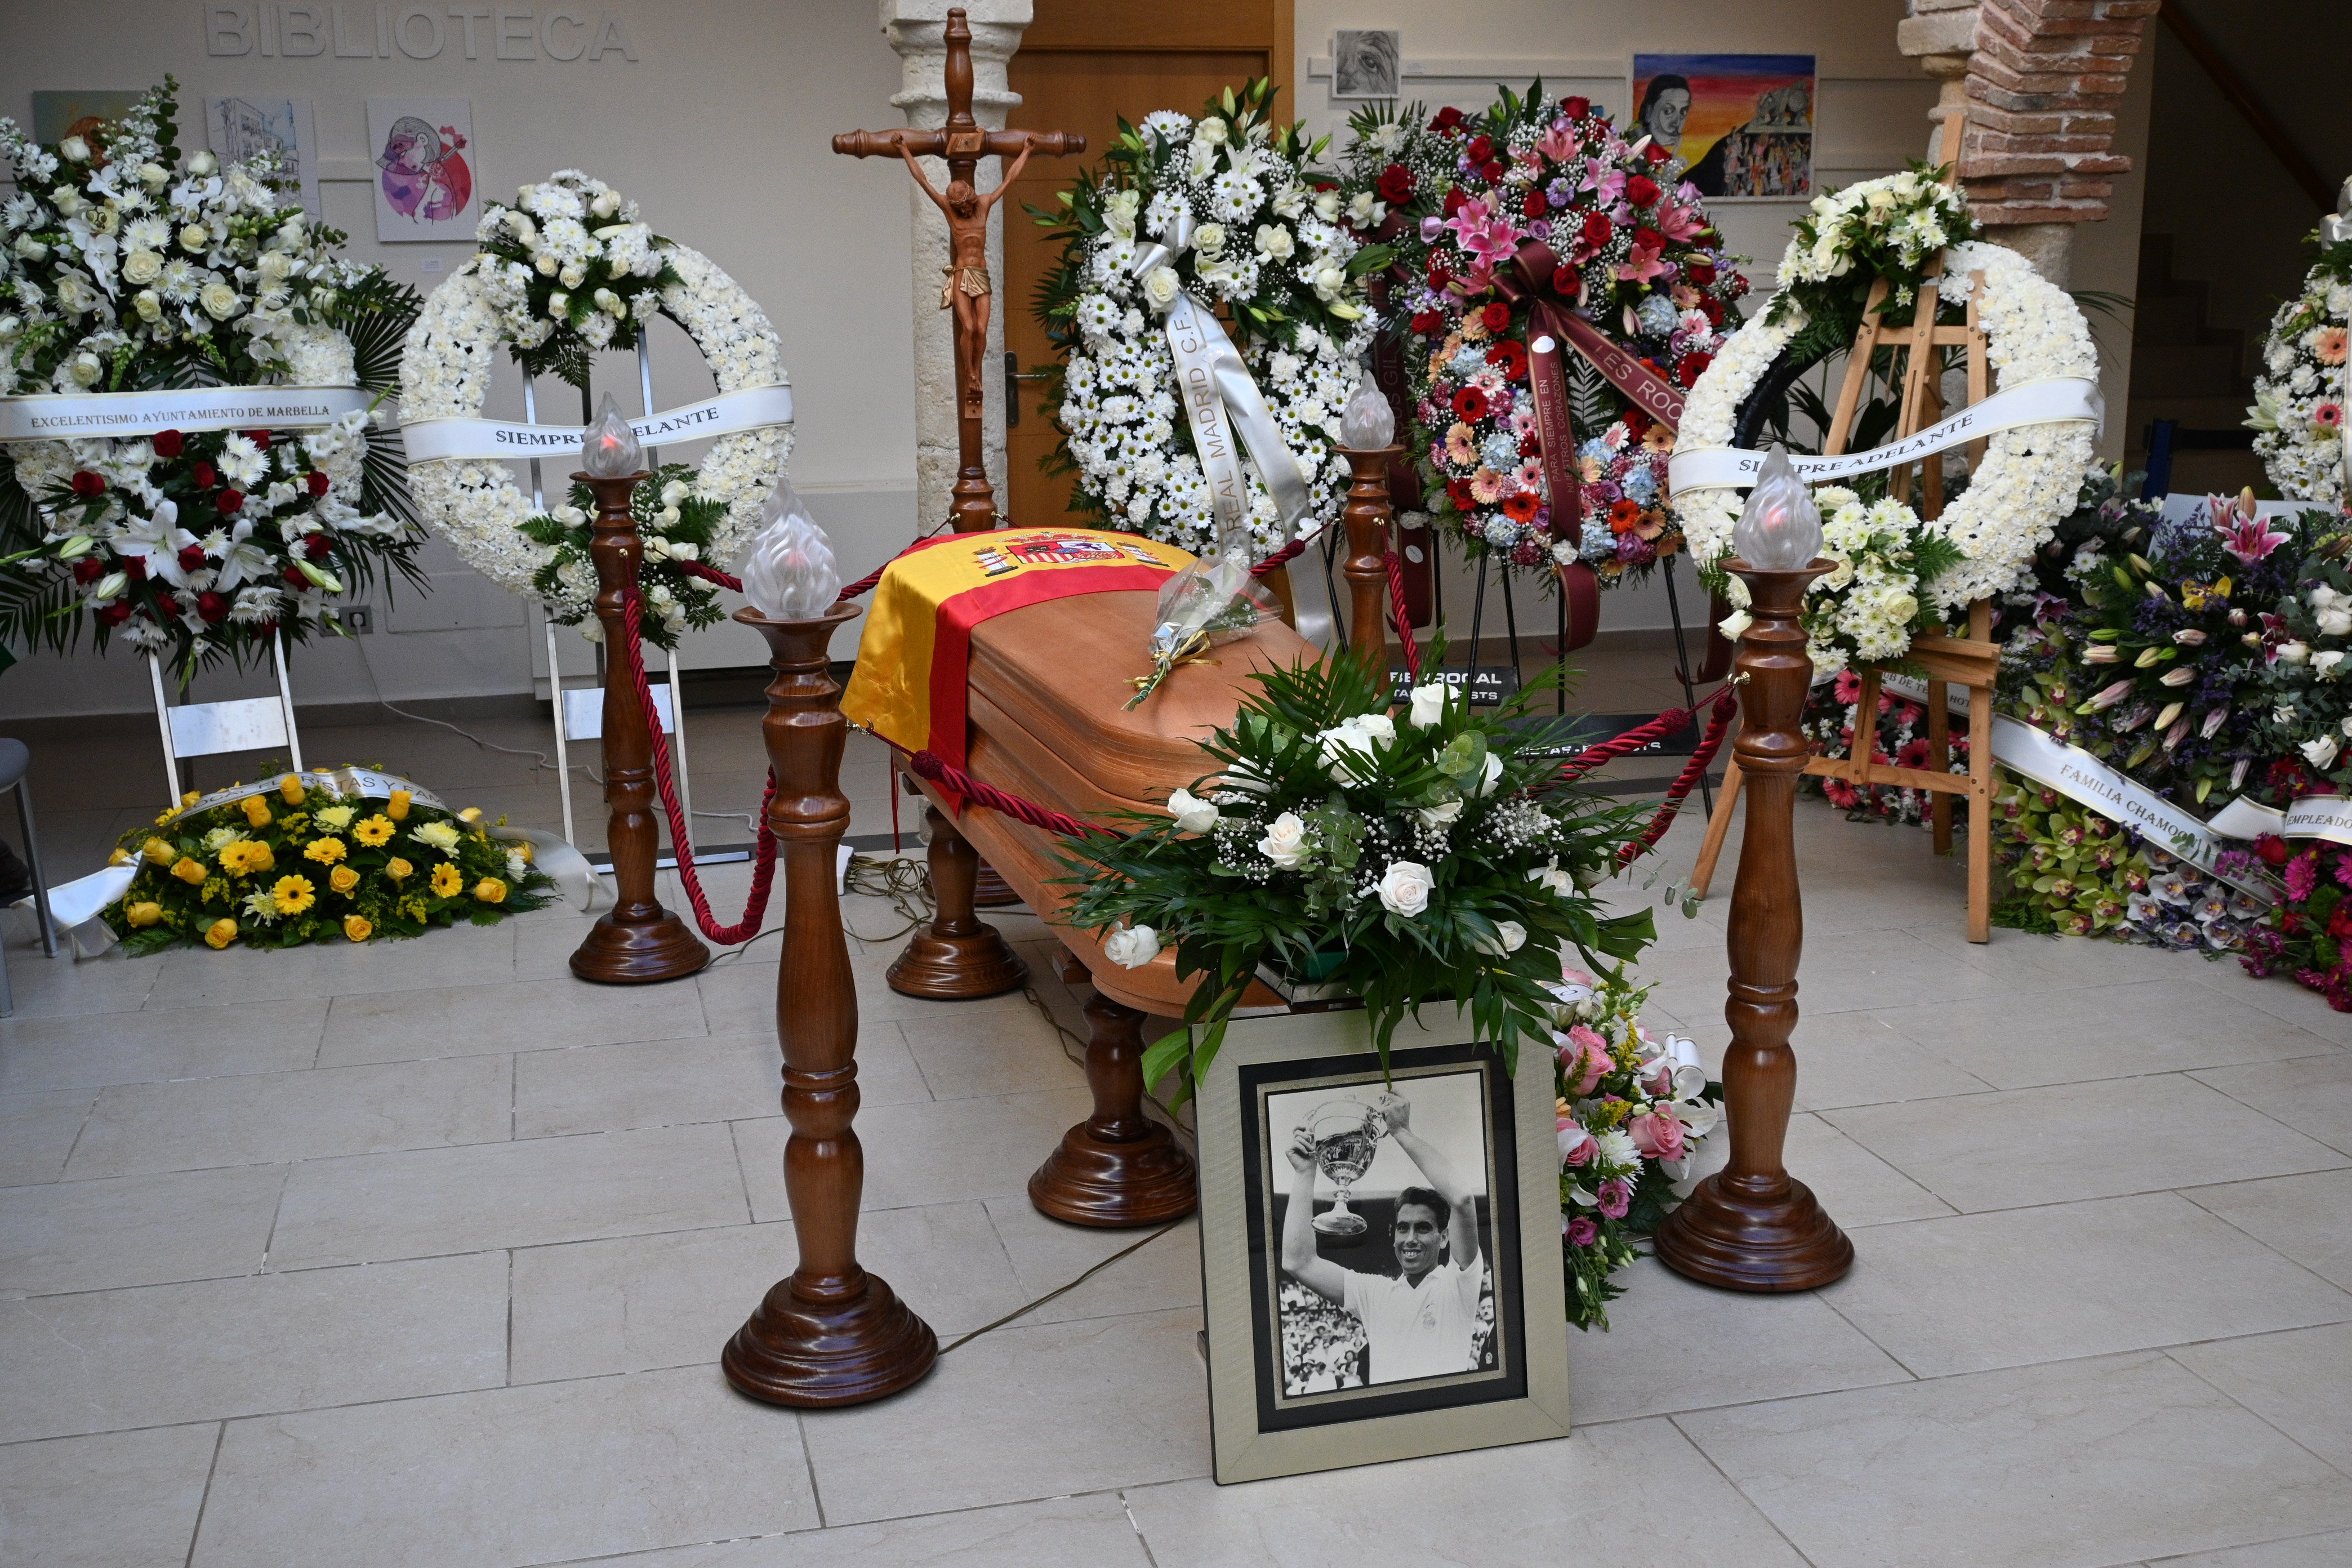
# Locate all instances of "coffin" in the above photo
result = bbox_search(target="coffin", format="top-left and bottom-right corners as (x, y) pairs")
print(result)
(908, 586), (1317, 1017)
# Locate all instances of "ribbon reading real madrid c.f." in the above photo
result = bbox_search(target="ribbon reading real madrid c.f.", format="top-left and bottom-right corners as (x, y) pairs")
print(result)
(1129, 210), (1314, 556)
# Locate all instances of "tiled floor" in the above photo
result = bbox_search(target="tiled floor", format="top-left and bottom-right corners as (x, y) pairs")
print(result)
(5, 695), (2352, 1565)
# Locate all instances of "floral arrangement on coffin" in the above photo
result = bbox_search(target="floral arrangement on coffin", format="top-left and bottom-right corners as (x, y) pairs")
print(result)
(103, 772), (553, 954)
(0, 78), (424, 674)
(2242, 834), (2352, 1007)
(1034, 82), (1378, 558)
(2253, 518), (2352, 784)
(1989, 776), (2262, 948)
(402, 169), (790, 649)
(1547, 966), (1721, 1330)
(1798, 669), (1971, 827)
(1062, 645), (1656, 1099)
(1337, 88), (1748, 577)
(2246, 211), (2350, 509)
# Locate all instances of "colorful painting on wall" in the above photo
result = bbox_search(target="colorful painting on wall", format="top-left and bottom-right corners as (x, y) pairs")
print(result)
(1628, 54), (1816, 201)
(205, 96), (321, 219)
(30, 90), (142, 145)
(365, 97), (477, 242)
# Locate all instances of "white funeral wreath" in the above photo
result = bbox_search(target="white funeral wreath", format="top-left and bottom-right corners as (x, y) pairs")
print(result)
(398, 172), (791, 611)
(2247, 234), (2349, 509)
(1675, 235), (2097, 662)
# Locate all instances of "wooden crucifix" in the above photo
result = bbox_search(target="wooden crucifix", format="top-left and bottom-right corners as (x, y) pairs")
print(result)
(834, 8), (1084, 533)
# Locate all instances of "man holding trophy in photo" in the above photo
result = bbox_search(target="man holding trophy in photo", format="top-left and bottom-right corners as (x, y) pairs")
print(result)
(1280, 1093), (1486, 1384)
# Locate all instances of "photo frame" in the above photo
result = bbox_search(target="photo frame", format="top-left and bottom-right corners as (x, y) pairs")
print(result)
(206, 96), (320, 220)
(1330, 30), (1401, 100)
(365, 97), (478, 243)
(1196, 1008), (1570, 1485)
(30, 91), (141, 146)
(1629, 54), (1816, 201)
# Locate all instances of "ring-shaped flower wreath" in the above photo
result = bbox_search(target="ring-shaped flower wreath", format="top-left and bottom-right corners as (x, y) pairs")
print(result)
(1036, 81), (1377, 559)
(399, 170), (790, 643)
(2247, 208), (2350, 509)
(1674, 172), (2098, 676)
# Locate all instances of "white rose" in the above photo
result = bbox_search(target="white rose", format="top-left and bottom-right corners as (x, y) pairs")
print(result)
(2305, 735), (2342, 770)
(1255, 223), (1294, 261)
(188, 150), (217, 176)
(1527, 857), (1575, 898)
(2279, 640), (2311, 665)
(68, 352), (101, 386)
(1104, 923), (1161, 968)
(1717, 608), (1753, 642)
(1408, 682), (1449, 728)
(199, 279), (242, 320)
(133, 289), (162, 322)
(1258, 811), (1310, 868)
(1167, 787), (1219, 833)
(1468, 751), (1504, 798)
(1142, 266), (1182, 312)
(1475, 919), (1527, 956)
(1196, 117), (1228, 146)
(2318, 651), (2347, 680)
(1352, 712), (1396, 743)
(138, 162), (168, 188)
(1191, 221), (1225, 254)
(1377, 859), (1435, 917)
(58, 135), (88, 163)
(121, 249), (162, 285)
(1317, 723), (1378, 782)
(1415, 798), (1463, 829)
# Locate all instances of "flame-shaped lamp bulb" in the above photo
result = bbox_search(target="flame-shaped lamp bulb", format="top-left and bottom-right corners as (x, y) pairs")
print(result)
(1731, 444), (1823, 570)
(1339, 369), (1396, 451)
(581, 392), (644, 478)
(738, 477), (839, 620)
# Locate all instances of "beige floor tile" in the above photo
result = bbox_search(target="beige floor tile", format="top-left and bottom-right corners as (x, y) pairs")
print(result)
(0, 1090), (93, 1186)
(1649, 927), (2012, 1026)
(0, 943), (160, 1021)
(982, 1200), (1202, 1325)
(545, 1494), (1156, 1568)
(1820, 1075), (2350, 1213)
(1871, 979), (2340, 1090)
(1680, 1110), (1955, 1229)
(734, 1086), (1094, 1220)
(1903, 919), (2216, 989)
(1823, 1193), (2352, 1378)
(0, 1423), (219, 1568)
(271, 1122), (747, 1267)
(514, 1033), (772, 1139)
(509, 1202), (1027, 1384)
(0, 1251), (507, 1443)
(1123, 1415), (1807, 1568)
(2193, 1052), (2352, 1156)
(2196, 963), (2352, 1048)
(696, 947), (1032, 1035)
(2184, 1170), (2352, 1291)
(2172, 1322), (2352, 1474)
(1659, 1008), (1996, 1112)
(142, 919), (519, 1008)
(901, 1007), (1088, 1101)
(1678, 1351), (2352, 1568)
(0, 998), (325, 1094)
(318, 974), (709, 1067)
(1568, 1257), (1910, 1420)
(798, 1307), (1209, 1526)
(65, 1054), (511, 1179)
(0, 1164), (283, 1294)
(2146, 1530), (2352, 1566)
(190, 1365), (815, 1568)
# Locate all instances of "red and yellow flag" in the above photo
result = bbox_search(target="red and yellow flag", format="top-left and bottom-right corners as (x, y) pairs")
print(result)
(841, 528), (1194, 773)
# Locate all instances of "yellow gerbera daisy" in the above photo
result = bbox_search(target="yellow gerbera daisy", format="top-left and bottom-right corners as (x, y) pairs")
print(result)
(304, 837), (348, 865)
(353, 814), (396, 847)
(328, 865), (360, 894)
(273, 875), (316, 916)
(430, 863), (462, 897)
(473, 877), (507, 904)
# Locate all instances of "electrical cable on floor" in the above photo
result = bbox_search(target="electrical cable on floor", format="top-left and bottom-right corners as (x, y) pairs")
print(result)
(841, 853), (934, 944)
(937, 1218), (1186, 1356)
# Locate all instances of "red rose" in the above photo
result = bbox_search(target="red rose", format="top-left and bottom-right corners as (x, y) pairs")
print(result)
(1643, 141), (1670, 163)
(216, 489), (244, 514)
(1563, 96), (1591, 119)
(197, 591), (231, 623)
(153, 429), (185, 457)
(1502, 491), (1539, 523)
(1466, 135), (1494, 163)
(1480, 160), (1506, 184)
(1522, 189), (1547, 218)
(1441, 186), (1467, 218)
(1625, 175), (1660, 207)
(1377, 164), (1415, 204)
(1686, 260), (1716, 286)
(244, 429), (271, 450)
(1488, 340), (1528, 378)
(97, 601), (133, 627)
(1480, 301), (1511, 332)
(1700, 296), (1725, 325)
(1453, 386), (1489, 421)
(177, 544), (207, 572)
(72, 556), (105, 585)
(2256, 834), (2292, 866)
(1677, 351), (1713, 387)
(69, 471), (105, 498)
(124, 555), (146, 581)
(1635, 227), (1664, 252)
(284, 565), (310, 589)
(1580, 212), (1613, 250)
(1410, 309), (1442, 334)
(306, 533), (334, 560)
(192, 461), (217, 488)
(154, 593), (180, 618)
(1552, 264), (1582, 297)
(1446, 477), (1475, 506)
(308, 470), (331, 497)
(1433, 106), (1464, 133)
(252, 620), (277, 641)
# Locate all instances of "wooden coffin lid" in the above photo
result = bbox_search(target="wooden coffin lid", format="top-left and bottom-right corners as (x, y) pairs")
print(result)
(965, 588), (1318, 813)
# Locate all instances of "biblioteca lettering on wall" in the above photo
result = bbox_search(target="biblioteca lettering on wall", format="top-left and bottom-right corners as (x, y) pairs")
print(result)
(204, 5), (639, 63)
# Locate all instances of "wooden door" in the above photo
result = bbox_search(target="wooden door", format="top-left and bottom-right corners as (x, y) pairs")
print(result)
(1001, 0), (1292, 525)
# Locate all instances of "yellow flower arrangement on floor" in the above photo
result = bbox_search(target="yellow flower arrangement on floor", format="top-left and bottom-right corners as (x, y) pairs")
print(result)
(104, 771), (555, 954)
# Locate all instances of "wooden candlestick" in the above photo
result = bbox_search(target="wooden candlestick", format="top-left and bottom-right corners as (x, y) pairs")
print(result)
(1653, 559), (1854, 1291)
(569, 471), (710, 985)
(1029, 990), (1198, 1227)
(724, 603), (939, 1407)
(1340, 445), (1401, 670)
(885, 799), (1030, 999)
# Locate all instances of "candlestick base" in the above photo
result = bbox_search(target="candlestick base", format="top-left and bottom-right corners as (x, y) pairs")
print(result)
(569, 908), (710, 985)
(1652, 1171), (1853, 1293)
(1030, 1121), (1197, 1228)
(972, 861), (1021, 907)
(722, 1273), (939, 1408)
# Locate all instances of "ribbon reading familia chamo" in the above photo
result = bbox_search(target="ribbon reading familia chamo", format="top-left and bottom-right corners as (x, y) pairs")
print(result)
(396, 384), (795, 464)
(0, 385), (376, 443)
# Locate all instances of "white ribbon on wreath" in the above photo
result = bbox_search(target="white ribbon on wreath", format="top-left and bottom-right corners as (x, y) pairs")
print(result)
(0, 386), (376, 443)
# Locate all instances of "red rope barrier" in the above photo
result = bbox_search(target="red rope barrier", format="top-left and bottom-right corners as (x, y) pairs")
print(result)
(1384, 550), (1420, 681)
(1615, 689), (1739, 866)
(904, 748), (1114, 839)
(1251, 538), (1306, 576)
(676, 542), (913, 603)
(617, 590), (781, 945)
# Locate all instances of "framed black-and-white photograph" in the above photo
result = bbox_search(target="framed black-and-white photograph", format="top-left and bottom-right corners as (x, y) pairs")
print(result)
(1196, 1010), (1569, 1484)
(1331, 30), (1401, 100)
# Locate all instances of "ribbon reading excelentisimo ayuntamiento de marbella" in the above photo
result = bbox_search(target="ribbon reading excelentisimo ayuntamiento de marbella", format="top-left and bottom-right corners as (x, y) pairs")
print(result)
(0, 385), (376, 443)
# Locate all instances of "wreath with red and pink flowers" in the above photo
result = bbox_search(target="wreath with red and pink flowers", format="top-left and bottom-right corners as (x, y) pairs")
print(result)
(1339, 87), (1748, 586)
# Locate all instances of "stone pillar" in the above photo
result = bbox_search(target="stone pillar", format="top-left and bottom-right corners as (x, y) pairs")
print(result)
(878, 0), (1031, 531)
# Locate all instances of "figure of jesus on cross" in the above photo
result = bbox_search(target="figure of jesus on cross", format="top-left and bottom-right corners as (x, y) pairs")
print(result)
(834, 8), (1084, 534)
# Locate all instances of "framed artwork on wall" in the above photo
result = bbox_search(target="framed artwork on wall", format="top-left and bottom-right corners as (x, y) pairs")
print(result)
(366, 98), (477, 243)
(1629, 54), (1817, 201)
(1331, 30), (1401, 100)
(30, 91), (141, 145)
(205, 96), (320, 219)
(1195, 1009), (1570, 1485)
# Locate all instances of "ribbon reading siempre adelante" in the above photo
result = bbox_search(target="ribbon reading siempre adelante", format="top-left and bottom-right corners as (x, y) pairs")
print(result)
(395, 384), (795, 464)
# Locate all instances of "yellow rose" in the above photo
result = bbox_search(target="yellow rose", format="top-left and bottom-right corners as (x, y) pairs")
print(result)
(171, 857), (207, 886)
(182, 791), (202, 807)
(109, 846), (132, 867)
(204, 917), (238, 949)
(387, 789), (411, 821)
(143, 837), (176, 865)
(125, 901), (163, 927)
(511, 839), (535, 865)
(387, 857), (414, 881)
(458, 807), (483, 823)
(243, 796), (272, 828)
(328, 865), (360, 894)
(280, 776), (306, 805)
(430, 863), (462, 897)
(353, 815), (395, 847)
(304, 837), (348, 865)
(473, 876), (507, 904)
(271, 874), (315, 915)
(343, 914), (372, 942)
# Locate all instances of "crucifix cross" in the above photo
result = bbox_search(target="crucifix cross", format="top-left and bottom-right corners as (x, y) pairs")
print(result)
(834, 7), (1084, 533)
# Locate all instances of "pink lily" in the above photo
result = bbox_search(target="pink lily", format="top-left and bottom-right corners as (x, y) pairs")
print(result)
(1535, 123), (1577, 166)
(2211, 491), (2289, 564)
(1654, 200), (1708, 243)
(1616, 243), (1669, 285)
(1446, 195), (1524, 268)
(1580, 157), (1625, 205)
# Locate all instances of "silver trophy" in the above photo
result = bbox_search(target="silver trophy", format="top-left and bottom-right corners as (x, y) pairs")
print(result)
(1306, 1098), (1389, 1236)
